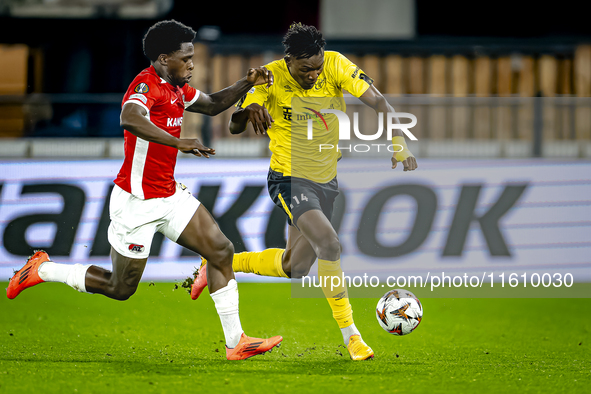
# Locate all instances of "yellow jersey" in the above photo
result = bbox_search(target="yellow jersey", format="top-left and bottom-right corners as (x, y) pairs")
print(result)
(238, 51), (373, 183)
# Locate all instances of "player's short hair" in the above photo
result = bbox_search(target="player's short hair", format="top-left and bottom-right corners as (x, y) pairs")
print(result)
(282, 22), (326, 59)
(143, 20), (196, 62)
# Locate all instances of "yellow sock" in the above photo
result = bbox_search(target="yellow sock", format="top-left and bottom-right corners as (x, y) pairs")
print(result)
(232, 248), (288, 278)
(318, 258), (354, 329)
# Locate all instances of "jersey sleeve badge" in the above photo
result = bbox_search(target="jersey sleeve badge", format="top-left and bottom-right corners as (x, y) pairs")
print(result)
(359, 73), (374, 85)
(129, 94), (147, 104)
(134, 83), (150, 93)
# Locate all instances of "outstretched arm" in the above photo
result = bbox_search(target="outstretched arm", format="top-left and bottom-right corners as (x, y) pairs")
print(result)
(186, 67), (273, 116)
(359, 85), (418, 171)
(120, 103), (214, 157)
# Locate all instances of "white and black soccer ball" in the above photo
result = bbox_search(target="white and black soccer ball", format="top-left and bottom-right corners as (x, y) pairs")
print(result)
(376, 289), (423, 335)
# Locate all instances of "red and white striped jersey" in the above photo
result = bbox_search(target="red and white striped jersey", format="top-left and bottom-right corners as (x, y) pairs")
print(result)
(114, 65), (200, 199)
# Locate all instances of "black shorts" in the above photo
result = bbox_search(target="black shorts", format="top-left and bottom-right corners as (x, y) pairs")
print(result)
(267, 169), (339, 227)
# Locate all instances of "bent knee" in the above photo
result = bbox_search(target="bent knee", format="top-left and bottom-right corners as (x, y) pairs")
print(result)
(207, 238), (234, 266)
(107, 283), (137, 301)
(217, 238), (234, 260)
(111, 287), (137, 301)
(315, 237), (341, 260)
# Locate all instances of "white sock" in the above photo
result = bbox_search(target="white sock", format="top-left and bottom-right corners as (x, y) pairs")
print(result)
(341, 323), (361, 345)
(38, 261), (91, 293)
(210, 279), (243, 348)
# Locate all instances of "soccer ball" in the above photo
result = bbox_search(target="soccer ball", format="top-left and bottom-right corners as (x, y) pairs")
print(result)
(376, 289), (423, 335)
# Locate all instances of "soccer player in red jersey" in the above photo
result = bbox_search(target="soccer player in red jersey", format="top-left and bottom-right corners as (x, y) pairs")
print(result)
(7, 20), (282, 360)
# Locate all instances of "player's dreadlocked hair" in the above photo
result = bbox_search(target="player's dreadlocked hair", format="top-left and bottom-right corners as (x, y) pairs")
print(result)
(143, 20), (196, 62)
(282, 22), (326, 59)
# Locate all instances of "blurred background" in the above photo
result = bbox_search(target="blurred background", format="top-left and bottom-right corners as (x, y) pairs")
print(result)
(1, 0), (590, 158)
(0, 1), (590, 285)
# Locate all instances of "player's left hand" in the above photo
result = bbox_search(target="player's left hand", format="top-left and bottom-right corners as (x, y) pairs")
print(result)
(391, 150), (418, 171)
(246, 67), (274, 88)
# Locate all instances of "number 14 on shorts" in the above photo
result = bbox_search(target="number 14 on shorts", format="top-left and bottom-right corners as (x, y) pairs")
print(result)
(290, 194), (309, 209)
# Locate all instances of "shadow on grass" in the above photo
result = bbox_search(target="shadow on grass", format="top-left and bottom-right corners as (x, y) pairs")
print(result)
(0, 353), (426, 376)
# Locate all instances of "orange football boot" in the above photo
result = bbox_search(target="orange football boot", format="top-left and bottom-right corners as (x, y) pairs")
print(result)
(226, 333), (283, 360)
(6, 250), (50, 299)
(190, 258), (208, 300)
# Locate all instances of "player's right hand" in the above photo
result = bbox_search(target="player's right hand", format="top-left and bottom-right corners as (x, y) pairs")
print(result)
(177, 139), (215, 158)
(245, 103), (274, 135)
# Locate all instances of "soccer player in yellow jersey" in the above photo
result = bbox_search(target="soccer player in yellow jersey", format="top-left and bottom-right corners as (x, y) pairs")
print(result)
(192, 23), (418, 360)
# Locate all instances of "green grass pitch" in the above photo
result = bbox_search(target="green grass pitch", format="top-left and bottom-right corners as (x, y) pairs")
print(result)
(1, 281), (590, 393)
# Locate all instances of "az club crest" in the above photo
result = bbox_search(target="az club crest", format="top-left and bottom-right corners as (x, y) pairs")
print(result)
(128, 244), (145, 253)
